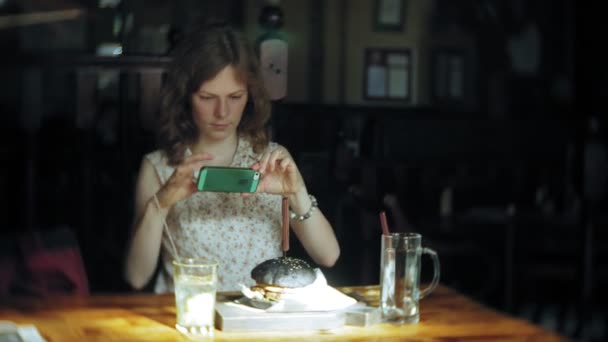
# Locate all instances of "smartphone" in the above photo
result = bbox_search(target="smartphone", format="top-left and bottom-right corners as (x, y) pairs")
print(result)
(196, 166), (260, 193)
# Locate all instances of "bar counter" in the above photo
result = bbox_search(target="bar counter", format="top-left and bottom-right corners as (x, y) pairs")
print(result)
(0, 285), (569, 341)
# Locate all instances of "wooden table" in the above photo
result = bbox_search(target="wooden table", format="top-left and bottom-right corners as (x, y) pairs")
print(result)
(0, 285), (569, 341)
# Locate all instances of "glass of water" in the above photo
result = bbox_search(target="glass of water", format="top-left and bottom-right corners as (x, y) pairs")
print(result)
(380, 233), (440, 324)
(173, 258), (218, 341)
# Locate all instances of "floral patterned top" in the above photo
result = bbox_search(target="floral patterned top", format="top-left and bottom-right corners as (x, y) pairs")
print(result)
(145, 137), (282, 292)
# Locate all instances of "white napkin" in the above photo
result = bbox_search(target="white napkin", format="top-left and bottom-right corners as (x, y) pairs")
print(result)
(241, 269), (357, 313)
(0, 321), (46, 342)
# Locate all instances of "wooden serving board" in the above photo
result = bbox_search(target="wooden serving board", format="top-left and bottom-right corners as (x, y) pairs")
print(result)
(215, 302), (346, 332)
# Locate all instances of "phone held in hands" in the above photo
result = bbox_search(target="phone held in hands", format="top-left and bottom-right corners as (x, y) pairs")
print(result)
(196, 166), (260, 193)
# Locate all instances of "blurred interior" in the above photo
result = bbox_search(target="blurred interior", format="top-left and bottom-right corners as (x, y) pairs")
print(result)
(0, 0), (602, 340)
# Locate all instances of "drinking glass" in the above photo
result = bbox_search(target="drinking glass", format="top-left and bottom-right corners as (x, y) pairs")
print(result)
(173, 258), (218, 340)
(380, 233), (440, 324)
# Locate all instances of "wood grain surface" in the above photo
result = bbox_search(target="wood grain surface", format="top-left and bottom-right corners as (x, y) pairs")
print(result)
(0, 285), (570, 341)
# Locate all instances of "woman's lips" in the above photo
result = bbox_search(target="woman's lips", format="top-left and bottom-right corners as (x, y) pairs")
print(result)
(211, 123), (230, 130)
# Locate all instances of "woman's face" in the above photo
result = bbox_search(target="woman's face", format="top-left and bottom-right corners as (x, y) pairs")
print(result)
(191, 65), (248, 142)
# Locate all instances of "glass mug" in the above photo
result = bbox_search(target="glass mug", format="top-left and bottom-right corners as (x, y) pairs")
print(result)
(380, 233), (440, 324)
(173, 258), (218, 341)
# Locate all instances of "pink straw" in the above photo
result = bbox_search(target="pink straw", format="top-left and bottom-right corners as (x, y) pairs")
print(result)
(379, 211), (390, 235)
(282, 197), (290, 254)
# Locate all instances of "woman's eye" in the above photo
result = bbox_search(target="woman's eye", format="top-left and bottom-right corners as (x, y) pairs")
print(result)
(200, 96), (213, 101)
(229, 95), (243, 100)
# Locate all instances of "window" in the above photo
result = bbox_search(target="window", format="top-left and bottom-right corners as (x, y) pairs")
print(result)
(364, 48), (412, 102)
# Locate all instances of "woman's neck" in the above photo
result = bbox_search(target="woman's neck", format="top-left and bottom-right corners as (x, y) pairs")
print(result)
(190, 133), (239, 167)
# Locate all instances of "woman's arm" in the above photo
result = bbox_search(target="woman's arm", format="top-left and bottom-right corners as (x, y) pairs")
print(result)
(124, 158), (166, 290)
(253, 146), (340, 267)
(124, 153), (214, 290)
(288, 189), (340, 267)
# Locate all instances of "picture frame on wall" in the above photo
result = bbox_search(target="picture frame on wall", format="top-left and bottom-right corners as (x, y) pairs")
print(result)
(363, 48), (412, 102)
(374, 0), (407, 32)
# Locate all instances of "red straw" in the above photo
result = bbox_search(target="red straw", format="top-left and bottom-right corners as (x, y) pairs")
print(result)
(379, 211), (390, 235)
(282, 197), (290, 253)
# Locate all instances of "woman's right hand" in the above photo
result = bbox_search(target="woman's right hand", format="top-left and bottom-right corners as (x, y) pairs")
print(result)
(155, 153), (214, 208)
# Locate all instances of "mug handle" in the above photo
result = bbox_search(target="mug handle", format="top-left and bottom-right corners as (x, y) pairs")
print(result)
(420, 247), (440, 299)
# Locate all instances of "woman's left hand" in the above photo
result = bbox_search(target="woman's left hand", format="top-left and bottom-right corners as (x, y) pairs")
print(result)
(251, 147), (305, 195)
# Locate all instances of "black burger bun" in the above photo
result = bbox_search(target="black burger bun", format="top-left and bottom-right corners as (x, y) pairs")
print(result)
(251, 257), (316, 288)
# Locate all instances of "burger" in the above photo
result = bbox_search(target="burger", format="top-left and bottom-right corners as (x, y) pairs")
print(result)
(249, 257), (316, 302)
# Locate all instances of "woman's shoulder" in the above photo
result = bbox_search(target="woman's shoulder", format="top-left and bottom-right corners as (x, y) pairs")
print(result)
(245, 138), (287, 154)
(267, 141), (293, 156)
(143, 149), (174, 183)
(144, 149), (170, 168)
(144, 148), (165, 161)
(268, 141), (280, 150)
(235, 136), (290, 166)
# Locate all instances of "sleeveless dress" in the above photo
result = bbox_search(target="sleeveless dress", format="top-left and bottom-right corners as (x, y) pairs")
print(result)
(145, 137), (283, 292)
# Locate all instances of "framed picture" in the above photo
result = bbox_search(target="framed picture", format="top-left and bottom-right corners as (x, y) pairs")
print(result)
(363, 48), (412, 102)
(374, 0), (407, 32)
(431, 49), (465, 104)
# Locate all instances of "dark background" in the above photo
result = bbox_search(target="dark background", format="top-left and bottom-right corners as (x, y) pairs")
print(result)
(0, 0), (603, 341)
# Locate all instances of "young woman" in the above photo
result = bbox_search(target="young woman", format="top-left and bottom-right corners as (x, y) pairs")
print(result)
(124, 23), (340, 292)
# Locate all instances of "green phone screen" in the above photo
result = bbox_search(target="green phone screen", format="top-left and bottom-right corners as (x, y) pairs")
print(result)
(196, 166), (260, 193)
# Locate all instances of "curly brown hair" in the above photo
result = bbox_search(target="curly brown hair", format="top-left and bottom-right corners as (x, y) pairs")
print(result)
(158, 23), (271, 165)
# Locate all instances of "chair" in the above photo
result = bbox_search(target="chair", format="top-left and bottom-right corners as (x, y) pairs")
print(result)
(12, 226), (89, 297)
